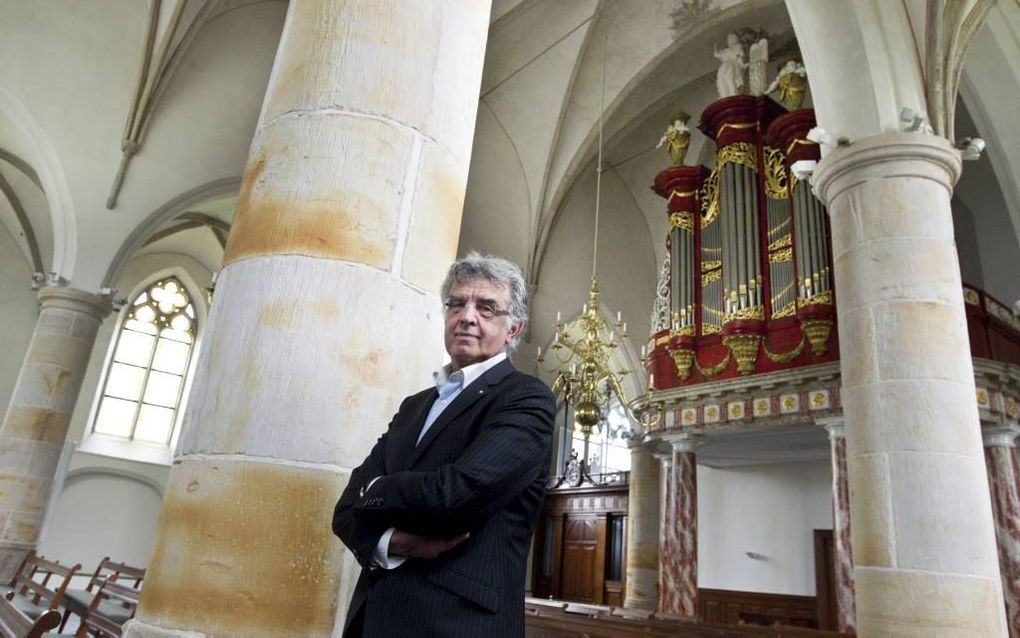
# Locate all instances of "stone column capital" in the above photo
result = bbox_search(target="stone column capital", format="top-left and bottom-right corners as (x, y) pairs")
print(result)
(816, 417), (845, 439)
(37, 286), (113, 320)
(982, 424), (1020, 448)
(662, 432), (701, 453)
(812, 132), (962, 207)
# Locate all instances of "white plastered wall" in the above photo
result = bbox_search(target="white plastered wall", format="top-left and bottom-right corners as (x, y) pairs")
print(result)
(698, 461), (833, 596)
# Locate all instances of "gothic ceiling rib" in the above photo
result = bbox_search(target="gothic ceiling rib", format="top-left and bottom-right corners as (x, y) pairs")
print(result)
(924, 0), (996, 140)
(479, 0), (601, 282)
(106, 0), (283, 209)
(0, 167), (44, 274)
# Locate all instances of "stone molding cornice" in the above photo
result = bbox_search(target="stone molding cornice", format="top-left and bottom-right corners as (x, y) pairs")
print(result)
(812, 132), (962, 206)
(37, 286), (113, 320)
(982, 424), (1020, 448)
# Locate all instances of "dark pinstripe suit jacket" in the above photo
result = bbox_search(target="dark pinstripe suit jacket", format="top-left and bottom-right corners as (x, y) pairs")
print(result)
(332, 358), (555, 638)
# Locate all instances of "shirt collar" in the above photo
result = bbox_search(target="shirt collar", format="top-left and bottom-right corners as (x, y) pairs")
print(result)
(434, 351), (508, 392)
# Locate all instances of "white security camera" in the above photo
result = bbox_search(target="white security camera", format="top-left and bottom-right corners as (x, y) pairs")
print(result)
(955, 137), (986, 161)
(790, 160), (817, 181)
(806, 126), (836, 148)
(899, 107), (933, 133)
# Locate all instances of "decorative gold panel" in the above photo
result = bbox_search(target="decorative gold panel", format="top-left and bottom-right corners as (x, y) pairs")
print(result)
(700, 167), (720, 228)
(769, 247), (793, 263)
(717, 142), (757, 171)
(768, 233), (792, 252)
(764, 146), (789, 200)
(771, 300), (796, 319)
(701, 269), (722, 287)
(670, 211), (694, 233)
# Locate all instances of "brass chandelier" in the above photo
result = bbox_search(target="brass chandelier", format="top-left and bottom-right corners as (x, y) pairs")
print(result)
(536, 40), (659, 482)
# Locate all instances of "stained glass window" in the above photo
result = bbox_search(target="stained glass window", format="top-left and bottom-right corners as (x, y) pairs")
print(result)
(93, 277), (196, 445)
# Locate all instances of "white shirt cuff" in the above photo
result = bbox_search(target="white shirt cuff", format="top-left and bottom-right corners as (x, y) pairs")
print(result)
(373, 527), (407, 570)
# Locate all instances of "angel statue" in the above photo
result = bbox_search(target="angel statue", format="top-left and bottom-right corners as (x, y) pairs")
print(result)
(767, 59), (808, 110)
(656, 113), (691, 166)
(714, 33), (746, 98)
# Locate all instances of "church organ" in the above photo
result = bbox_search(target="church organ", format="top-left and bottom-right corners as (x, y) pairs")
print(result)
(648, 97), (838, 389)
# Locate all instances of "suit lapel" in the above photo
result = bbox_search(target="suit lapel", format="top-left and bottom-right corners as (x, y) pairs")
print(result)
(409, 358), (515, 467)
(390, 389), (437, 472)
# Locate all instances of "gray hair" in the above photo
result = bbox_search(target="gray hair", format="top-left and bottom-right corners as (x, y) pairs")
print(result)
(441, 251), (529, 348)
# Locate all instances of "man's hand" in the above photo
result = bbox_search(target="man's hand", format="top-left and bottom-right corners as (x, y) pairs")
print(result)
(389, 530), (470, 560)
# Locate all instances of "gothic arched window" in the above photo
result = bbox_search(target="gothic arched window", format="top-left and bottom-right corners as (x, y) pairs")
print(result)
(92, 277), (196, 445)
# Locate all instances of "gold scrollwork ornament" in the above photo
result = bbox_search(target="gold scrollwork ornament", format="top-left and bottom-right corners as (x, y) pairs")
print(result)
(800, 319), (833, 356)
(764, 146), (789, 200)
(763, 334), (805, 364)
(670, 348), (695, 380)
(722, 333), (762, 375)
(669, 211), (694, 233)
(694, 348), (731, 377)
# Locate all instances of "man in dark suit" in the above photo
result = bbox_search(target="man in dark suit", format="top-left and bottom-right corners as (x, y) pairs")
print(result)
(333, 252), (555, 637)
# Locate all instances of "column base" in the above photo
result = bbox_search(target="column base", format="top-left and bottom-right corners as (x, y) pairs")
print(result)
(0, 541), (34, 582)
(122, 619), (206, 638)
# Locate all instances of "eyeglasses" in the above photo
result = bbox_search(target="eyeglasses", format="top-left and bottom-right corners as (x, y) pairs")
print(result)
(443, 298), (511, 320)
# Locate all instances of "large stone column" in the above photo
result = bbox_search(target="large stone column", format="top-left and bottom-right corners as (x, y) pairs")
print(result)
(0, 286), (110, 577)
(659, 435), (697, 618)
(813, 133), (1006, 635)
(125, 2), (491, 636)
(820, 419), (856, 633)
(983, 425), (1020, 636)
(624, 436), (659, 610)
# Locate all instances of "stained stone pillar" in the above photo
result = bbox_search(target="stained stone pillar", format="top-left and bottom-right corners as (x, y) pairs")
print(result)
(624, 437), (659, 610)
(0, 286), (110, 577)
(813, 133), (1006, 635)
(659, 435), (697, 618)
(124, 2), (491, 636)
(820, 419), (856, 633)
(654, 451), (672, 613)
(983, 425), (1020, 636)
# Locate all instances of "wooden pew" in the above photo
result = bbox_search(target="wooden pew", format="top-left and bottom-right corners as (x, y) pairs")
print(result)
(75, 578), (141, 638)
(524, 598), (847, 637)
(7, 556), (80, 621)
(0, 551), (38, 599)
(59, 558), (145, 632)
(0, 594), (61, 638)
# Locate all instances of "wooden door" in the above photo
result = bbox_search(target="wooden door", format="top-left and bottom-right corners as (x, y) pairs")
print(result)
(559, 515), (600, 603)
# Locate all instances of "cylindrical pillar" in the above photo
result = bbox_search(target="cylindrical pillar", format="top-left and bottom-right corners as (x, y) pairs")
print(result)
(813, 133), (1006, 635)
(659, 435), (697, 618)
(125, 2), (490, 636)
(821, 419), (856, 633)
(983, 425), (1020, 637)
(0, 286), (110, 577)
(624, 436), (660, 609)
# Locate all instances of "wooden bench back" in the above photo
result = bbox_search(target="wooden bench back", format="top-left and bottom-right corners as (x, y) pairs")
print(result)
(0, 595), (61, 638)
(80, 579), (141, 637)
(13, 556), (80, 610)
(83, 557), (146, 592)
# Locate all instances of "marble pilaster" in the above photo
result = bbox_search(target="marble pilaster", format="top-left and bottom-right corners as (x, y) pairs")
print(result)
(814, 133), (1006, 635)
(659, 435), (698, 618)
(624, 437), (659, 610)
(821, 420), (856, 633)
(0, 286), (110, 578)
(983, 425), (1020, 637)
(654, 451), (672, 614)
